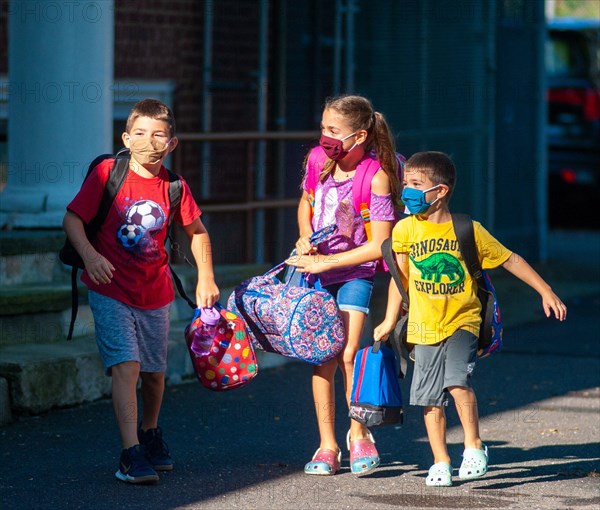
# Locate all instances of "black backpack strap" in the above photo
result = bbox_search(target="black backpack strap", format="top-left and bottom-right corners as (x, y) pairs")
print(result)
(163, 169), (196, 309)
(166, 169), (182, 215)
(170, 264), (196, 309)
(164, 176), (194, 267)
(67, 267), (79, 340)
(86, 149), (130, 236)
(66, 151), (130, 341)
(381, 237), (411, 378)
(381, 237), (409, 309)
(451, 213), (493, 346)
(451, 214), (484, 285)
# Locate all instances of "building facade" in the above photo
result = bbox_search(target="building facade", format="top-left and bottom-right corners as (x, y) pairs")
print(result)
(0, 0), (547, 263)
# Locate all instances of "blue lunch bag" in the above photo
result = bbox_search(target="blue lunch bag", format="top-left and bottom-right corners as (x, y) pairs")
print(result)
(349, 341), (403, 427)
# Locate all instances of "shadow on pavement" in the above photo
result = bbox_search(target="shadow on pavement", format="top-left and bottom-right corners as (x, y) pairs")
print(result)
(1, 234), (599, 509)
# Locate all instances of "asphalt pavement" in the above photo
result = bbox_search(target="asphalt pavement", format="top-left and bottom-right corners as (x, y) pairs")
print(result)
(1, 231), (599, 510)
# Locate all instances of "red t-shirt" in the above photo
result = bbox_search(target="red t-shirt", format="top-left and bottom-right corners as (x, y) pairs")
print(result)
(67, 158), (201, 309)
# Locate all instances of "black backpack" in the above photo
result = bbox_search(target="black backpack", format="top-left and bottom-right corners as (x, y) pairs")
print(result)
(59, 148), (195, 340)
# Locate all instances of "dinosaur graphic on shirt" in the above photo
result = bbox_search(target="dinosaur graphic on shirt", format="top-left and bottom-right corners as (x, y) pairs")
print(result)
(410, 253), (465, 287)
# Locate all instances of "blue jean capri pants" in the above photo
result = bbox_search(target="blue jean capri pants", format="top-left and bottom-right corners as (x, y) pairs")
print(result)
(321, 277), (374, 315)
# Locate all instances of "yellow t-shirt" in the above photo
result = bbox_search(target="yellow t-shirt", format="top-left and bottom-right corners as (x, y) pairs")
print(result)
(391, 215), (512, 345)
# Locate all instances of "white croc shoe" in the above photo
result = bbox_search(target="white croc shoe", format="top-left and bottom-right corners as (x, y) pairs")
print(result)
(426, 462), (453, 487)
(459, 445), (489, 479)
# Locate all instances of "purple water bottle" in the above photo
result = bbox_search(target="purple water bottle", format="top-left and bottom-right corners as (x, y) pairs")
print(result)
(190, 307), (221, 357)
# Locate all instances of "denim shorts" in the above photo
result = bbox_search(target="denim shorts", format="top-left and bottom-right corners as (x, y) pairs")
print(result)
(88, 291), (170, 375)
(409, 329), (478, 407)
(321, 278), (374, 314)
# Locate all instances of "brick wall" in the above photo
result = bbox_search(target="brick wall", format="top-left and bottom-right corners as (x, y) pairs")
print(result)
(0, 0), (281, 263)
(0, 1), (268, 199)
(115, 1), (266, 203)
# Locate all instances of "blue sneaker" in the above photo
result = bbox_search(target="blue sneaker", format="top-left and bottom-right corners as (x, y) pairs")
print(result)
(115, 444), (159, 484)
(138, 426), (174, 471)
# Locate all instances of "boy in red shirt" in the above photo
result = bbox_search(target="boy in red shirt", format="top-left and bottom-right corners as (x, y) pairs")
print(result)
(63, 99), (219, 484)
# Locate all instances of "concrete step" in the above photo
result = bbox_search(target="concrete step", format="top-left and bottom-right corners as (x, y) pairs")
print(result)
(0, 323), (294, 418)
(0, 230), (68, 285)
(0, 263), (270, 346)
(0, 336), (111, 415)
(0, 260), (278, 420)
(0, 283), (92, 345)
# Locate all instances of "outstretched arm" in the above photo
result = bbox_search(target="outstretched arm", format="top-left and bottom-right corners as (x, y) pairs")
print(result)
(502, 253), (567, 321)
(182, 218), (220, 309)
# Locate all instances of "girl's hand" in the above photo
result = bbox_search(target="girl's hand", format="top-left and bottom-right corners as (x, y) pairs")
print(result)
(294, 234), (316, 256)
(285, 253), (331, 274)
(373, 318), (397, 341)
(541, 290), (567, 321)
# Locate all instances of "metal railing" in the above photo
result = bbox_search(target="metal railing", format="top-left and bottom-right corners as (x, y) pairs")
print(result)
(174, 130), (319, 262)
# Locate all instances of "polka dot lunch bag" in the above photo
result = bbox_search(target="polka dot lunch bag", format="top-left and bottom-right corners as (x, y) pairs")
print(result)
(185, 304), (258, 391)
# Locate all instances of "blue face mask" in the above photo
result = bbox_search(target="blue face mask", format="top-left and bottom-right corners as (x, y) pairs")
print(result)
(401, 185), (441, 215)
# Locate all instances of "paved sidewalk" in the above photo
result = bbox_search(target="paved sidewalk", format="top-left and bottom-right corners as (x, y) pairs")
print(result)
(1, 231), (599, 510)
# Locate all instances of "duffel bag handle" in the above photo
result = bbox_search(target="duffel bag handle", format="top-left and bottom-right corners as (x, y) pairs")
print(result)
(263, 261), (288, 279)
(308, 224), (338, 246)
(281, 224), (339, 283)
(288, 224), (338, 259)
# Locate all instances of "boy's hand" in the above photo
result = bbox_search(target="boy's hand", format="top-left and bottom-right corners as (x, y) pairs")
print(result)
(374, 318), (397, 342)
(196, 277), (220, 309)
(501, 253), (567, 322)
(541, 290), (567, 321)
(84, 252), (115, 285)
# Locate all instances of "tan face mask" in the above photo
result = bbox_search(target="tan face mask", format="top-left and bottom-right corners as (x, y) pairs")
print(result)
(129, 138), (171, 165)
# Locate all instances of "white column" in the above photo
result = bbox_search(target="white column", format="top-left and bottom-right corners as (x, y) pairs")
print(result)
(1, 0), (114, 227)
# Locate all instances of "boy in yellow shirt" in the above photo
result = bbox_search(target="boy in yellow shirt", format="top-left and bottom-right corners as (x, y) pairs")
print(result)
(374, 151), (566, 487)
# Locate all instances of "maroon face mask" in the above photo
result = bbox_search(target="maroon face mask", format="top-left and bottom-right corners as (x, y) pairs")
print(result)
(319, 132), (357, 160)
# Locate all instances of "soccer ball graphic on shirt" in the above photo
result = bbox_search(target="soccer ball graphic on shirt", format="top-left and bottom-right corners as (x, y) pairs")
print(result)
(126, 200), (166, 232)
(118, 223), (143, 248)
(117, 199), (166, 250)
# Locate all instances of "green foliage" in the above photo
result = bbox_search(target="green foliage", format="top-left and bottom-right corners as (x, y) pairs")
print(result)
(554, 0), (600, 19)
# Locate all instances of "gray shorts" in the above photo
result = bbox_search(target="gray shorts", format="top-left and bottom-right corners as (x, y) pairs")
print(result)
(409, 329), (478, 407)
(88, 291), (170, 375)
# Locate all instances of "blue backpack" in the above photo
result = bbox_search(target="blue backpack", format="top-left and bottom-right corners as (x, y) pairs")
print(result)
(349, 341), (403, 428)
(451, 214), (503, 358)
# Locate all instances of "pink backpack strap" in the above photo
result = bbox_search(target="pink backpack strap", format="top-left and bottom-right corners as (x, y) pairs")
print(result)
(351, 153), (382, 217)
(353, 152), (406, 214)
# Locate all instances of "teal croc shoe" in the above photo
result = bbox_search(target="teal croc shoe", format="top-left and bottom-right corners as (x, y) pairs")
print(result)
(304, 448), (341, 475)
(459, 445), (489, 479)
(426, 462), (453, 487)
